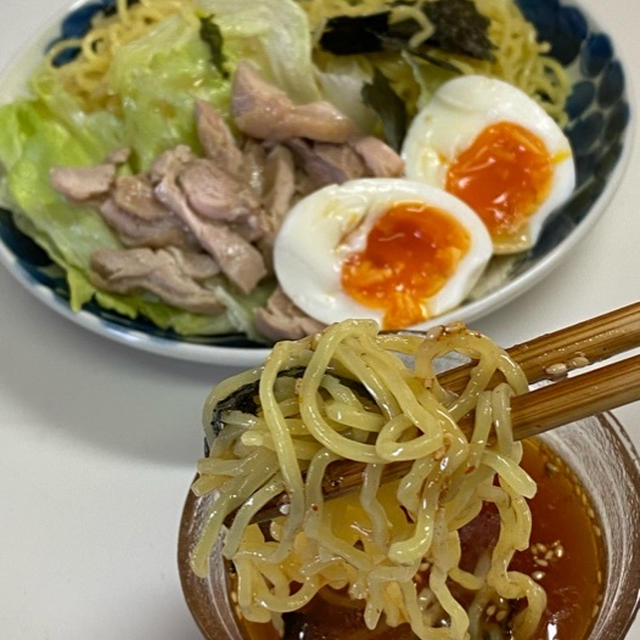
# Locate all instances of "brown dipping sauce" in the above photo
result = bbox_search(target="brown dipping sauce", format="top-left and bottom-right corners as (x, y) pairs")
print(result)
(240, 439), (604, 640)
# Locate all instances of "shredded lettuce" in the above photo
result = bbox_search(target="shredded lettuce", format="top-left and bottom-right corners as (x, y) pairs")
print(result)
(0, 0), (319, 338)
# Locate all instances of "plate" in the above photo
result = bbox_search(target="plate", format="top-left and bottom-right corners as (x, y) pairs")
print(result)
(0, 0), (634, 366)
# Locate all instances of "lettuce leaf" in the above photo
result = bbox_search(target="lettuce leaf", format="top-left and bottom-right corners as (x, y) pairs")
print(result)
(108, 13), (232, 170)
(0, 0), (322, 338)
(197, 0), (321, 104)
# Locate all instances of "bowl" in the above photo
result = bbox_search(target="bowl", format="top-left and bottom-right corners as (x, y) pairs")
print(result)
(0, 0), (634, 366)
(177, 411), (640, 640)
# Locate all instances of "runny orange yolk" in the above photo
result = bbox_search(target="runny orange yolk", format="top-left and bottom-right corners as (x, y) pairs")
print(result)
(445, 121), (554, 241)
(341, 202), (471, 330)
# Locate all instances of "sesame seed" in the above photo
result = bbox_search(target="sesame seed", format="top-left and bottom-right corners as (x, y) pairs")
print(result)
(554, 546), (564, 558)
(486, 605), (497, 617)
(426, 326), (444, 340)
(496, 610), (508, 622)
(444, 321), (465, 334)
(534, 559), (549, 567)
(544, 362), (568, 380)
(569, 355), (590, 368)
(532, 571), (545, 581)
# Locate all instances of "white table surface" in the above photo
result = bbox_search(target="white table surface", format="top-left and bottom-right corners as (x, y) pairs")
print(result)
(0, 1), (638, 638)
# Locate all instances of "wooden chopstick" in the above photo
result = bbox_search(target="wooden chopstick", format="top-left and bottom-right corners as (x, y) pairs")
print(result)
(504, 352), (640, 440)
(437, 301), (640, 393)
(233, 303), (640, 524)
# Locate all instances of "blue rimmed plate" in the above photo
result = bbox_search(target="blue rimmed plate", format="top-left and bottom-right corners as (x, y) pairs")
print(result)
(0, 0), (634, 366)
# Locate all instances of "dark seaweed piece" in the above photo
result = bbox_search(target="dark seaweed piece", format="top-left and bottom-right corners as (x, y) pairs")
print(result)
(199, 15), (229, 78)
(319, 12), (390, 54)
(209, 367), (306, 439)
(208, 367), (370, 444)
(361, 68), (408, 152)
(318, 1), (494, 63)
(423, 0), (496, 61)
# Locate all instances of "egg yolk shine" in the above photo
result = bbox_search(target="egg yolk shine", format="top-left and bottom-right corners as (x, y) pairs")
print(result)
(341, 202), (471, 330)
(445, 121), (554, 241)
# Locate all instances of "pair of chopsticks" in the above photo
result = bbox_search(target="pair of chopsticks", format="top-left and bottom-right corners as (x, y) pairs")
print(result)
(246, 302), (640, 524)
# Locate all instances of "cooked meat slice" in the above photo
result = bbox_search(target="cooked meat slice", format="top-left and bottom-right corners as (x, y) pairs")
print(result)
(99, 198), (196, 249)
(113, 175), (178, 222)
(49, 164), (116, 202)
(254, 287), (324, 342)
(262, 145), (296, 227)
(99, 175), (199, 250)
(106, 147), (132, 165)
(242, 144), (296, 273)
(162, 246), (220, 279)
(350, 136), (404, 177)
(178, 158), (260, 223)
(149, 145), (195, 185)
(231, 62), (355, 143)
(286, 138), (366, 187)
(90, 247), (223, 314)
(194, 100), (243, 175)
(229, 212), (269, 244)
(242, 139), (268, 196)
(155, 166), (267, 294)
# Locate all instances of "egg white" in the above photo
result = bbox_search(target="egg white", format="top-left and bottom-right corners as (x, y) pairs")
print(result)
(273, 178), (493, 329)
(402, 75), (576, 254)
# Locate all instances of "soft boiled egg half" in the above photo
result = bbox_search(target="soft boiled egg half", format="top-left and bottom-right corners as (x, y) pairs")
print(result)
(402, 75), (575, 253)
(273, 178), (492, 330)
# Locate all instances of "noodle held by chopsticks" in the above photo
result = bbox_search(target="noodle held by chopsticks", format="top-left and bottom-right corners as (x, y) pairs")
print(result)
(190, 319), (546, 639)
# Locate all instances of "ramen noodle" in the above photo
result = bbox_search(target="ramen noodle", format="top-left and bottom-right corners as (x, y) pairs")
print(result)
(190, 320), (548, 639)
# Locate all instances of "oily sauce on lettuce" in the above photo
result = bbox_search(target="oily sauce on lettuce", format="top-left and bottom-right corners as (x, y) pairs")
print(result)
(240, 439), (604, 640)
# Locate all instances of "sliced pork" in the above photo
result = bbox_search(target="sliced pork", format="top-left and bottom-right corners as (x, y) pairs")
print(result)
(254, 287), (324, 342)
(245, 144), (296, 273)
(241, 139), (268, 196)
(90, 247), (223, 314)
(350, 136), (404, 177)
(150, 145), (195, 185)
(179, 158), (260, 223)
(195, 99), (243, 175)
(49, 164), (116, 202)
(286, 139), (366, 188)
(154, 158), (267, 294)
(99, 175), (197, 249)
(231, 63), (356, 143)
(262, 145), (296, 228)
